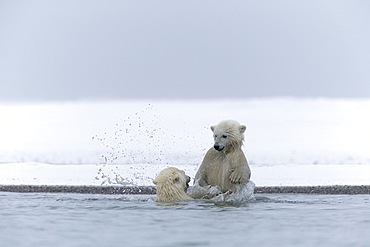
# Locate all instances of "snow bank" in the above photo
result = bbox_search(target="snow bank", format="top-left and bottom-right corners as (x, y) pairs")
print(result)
(1, 98), (370, 186)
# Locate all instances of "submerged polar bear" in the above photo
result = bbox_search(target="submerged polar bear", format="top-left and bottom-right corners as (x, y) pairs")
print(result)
(153, 167), (193, 202)
(191, 120), (252, 199)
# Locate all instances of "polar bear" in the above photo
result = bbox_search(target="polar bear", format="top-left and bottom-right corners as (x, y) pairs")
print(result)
(153, 167), (193, 202)
(193, 120), (251, 198)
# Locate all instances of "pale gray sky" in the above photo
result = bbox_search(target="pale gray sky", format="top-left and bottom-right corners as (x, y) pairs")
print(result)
(1, 0), (369, 101)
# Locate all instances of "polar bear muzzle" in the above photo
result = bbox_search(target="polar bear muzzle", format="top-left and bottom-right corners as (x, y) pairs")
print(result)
(213, 143), (224, 151)
(185, 175), (191, 190)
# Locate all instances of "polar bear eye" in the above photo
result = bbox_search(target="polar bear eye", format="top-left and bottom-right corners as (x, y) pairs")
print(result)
(222, 135), (228, 138)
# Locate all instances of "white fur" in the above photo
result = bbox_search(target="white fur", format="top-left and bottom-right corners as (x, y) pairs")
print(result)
(193, 120), (251, 197)
(153, 167), (193, 202)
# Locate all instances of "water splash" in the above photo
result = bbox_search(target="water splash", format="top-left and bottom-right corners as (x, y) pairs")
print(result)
(188, 180), (255, 202)
(96, 167), (136, 186)
(187, 184), (222, 199)
(92, 104), (168, 165)
(92, 104), (203, 186)
(92, 104), (165, 185)
(213, 181), (256, 202)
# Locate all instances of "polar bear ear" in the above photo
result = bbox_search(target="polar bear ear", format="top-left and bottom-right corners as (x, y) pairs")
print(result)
(153, 179), (158, 185)
(210, 125), (216, 132)
(239, 125), (247, 133)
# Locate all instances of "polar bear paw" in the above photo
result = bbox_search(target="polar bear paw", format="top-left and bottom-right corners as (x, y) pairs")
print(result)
(229, 166), (248, 184)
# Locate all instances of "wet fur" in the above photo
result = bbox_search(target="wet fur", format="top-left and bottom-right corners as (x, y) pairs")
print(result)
(194, 120), (251, 195)
(153, 167), (193, 202)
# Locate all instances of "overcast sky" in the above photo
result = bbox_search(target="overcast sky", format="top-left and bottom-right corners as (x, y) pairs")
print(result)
(0, 0), (369, 101)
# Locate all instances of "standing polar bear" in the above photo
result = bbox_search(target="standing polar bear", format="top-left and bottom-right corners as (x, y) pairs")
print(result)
(153, 167), (193, 202)
(193, 120), (251, 197)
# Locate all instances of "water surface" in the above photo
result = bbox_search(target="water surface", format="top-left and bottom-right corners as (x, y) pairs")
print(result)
(1, 192), (369, 247)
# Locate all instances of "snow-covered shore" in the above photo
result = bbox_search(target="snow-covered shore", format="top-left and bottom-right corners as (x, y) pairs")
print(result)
(1, 98), (369, 186)
(1, 162), (370, 187)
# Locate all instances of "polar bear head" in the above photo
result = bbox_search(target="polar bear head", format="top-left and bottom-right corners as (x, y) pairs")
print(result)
(153, 167), (193, 202)
(211, 120), (246, 152)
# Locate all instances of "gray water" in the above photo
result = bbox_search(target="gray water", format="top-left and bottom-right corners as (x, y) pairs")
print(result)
(1, 192), (369, 247)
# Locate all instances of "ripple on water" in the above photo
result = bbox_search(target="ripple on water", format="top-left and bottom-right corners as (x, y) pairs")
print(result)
(1, 192), (370, 247)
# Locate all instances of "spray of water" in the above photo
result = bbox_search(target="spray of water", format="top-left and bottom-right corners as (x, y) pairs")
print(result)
(188, 179), (255, 202)
(92, 104), (201, 186)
